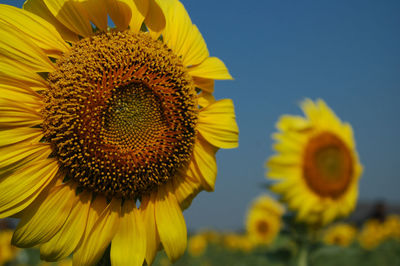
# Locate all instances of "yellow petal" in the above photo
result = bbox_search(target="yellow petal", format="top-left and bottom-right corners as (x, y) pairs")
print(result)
(190, 136), (218, 191)
(188, 57), (232, 80)
(0, 61), (48, 89)
(144, 0), (165, 38)
(0, 23), (55, 72)
(198, 99), (239, 149)
(173, 171), (202, 210)
(73, 198), (120, 266)
(106, 0), (148, 33)
(23, 0), (79, 42)
(193, 77), (214, 93)
(0, 159), (58, 218)
(111, 200), (146, 266)
(0, 143), (50, 170)
(12, 183), (77, 248)
(42, 0), (93, 37)
(181, 25), (209, 67)
(0, 4), (69, 58)
(155, 183), (187, 262)
(0, 127), (43, 147)
(130, 0), (149, 33)
(197, 92), (215, 108)
(40, 190), (91, 261)
(0, 83), (42, 107)
(158, 0), (208, 67)
(76, 0), (108, 31)
(0, 100), (42, 128)
(140, 193), (160, 265)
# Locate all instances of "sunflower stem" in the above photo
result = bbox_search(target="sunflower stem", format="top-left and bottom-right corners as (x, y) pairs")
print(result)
(297, 244), (308, 266)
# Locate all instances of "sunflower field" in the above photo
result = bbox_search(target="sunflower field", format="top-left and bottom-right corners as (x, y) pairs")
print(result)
(1, 0), (399, 265)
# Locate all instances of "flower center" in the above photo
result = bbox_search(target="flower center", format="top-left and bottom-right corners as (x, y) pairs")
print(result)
(256, 220), (269, 236)
(42, 31), (197, 199)
(303, 132), (353, 198)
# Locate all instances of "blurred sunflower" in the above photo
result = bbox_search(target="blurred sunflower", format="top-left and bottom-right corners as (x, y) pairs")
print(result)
(267, 99), (362, 225)
(188, 234), (208, 257)
(358, 219), (386, 250)
(246, 195), (284, 246)
(0, 0), (238, 265)
(382, 215), (400, 240)
(0, 229), (19, 265)
(223, 234), (253, 252)
(322, 223), (357, 247)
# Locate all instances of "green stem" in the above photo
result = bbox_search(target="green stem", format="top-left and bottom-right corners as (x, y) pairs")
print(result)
(297, 245), (308, 266)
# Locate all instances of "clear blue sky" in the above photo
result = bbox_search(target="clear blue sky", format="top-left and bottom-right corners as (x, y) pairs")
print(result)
(2, 0), (400, 230)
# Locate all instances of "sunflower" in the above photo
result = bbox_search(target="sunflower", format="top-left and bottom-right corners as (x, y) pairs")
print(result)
(245, 195), (284, 246)
(0, 229), (19, 265)
(0, 0), (238, 265)
(358, 219), (386, 250)
(266, 99), (362, 225)
(322, 223), (357, 247)
(188, 233), (207, 257)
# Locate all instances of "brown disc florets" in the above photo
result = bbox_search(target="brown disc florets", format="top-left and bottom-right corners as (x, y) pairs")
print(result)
(42, 31), (197, 199)
(303, 132), (354, 198)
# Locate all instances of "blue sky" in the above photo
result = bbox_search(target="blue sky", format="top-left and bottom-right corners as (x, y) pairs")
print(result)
(2, 0), (400, 230)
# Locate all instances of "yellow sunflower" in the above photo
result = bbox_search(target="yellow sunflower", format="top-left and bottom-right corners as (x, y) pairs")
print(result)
(382, 214), (400, 240)
(358, 219), (386, 250)
(0, 0), (238, 265)
(267, 99), (362, 225)
(188, 233), (207, 257)
(322, 223), (357, 247)
(245, 195), (284, 246)
(0, 229), (19, 265)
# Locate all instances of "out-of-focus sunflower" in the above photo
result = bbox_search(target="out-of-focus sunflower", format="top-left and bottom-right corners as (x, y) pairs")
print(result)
(382, 215), (400, 240)
(40, 257), (72, 266)
(222, 234), (253, 252)
(358, 219), (386, 250)
(267, 99), (362, 225)
(246, 195), (284, 246)
(0, 0), (238, 265)
(188, 234), (207, 257)
(0, 229), (19, 265)
(322, 223), (357, 247)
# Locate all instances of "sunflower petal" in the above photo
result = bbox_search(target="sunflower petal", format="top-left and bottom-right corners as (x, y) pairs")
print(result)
(144, 0), (165, 38)
(0, 143), (50, 170)
(76, 0), (108, 31)
(0, 23), (55, 72)
(158, 0), (208, 67)
(197, 92), (216, 108)
(173, 171), (202, 210)
(140, 193), (160, 265)
(111, 200), (146, 266)
(0, 83), (42, 106)
(0, 61), (48, 89)
(188, 57), (232, 80)
(73, 198), (120, 266)
(23, 0), (79, 42)
(191, 136), (218, 191)
(106, 0), (148, 33)
(40, 191), (91, 261)
(0, 160), (58, 218)
(0, 127), (43, 147)
(155, 183), (187, 262)
(12, 183), (78, 248)
(42, 0), (93, 37)
(0, 100), (42, 128)
(198, 99), (239, 149)
(193, 77), (214, 93)
(0, 4), (69, 58)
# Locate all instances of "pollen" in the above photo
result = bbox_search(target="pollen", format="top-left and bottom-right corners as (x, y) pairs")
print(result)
(42, 31), (197, 199)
